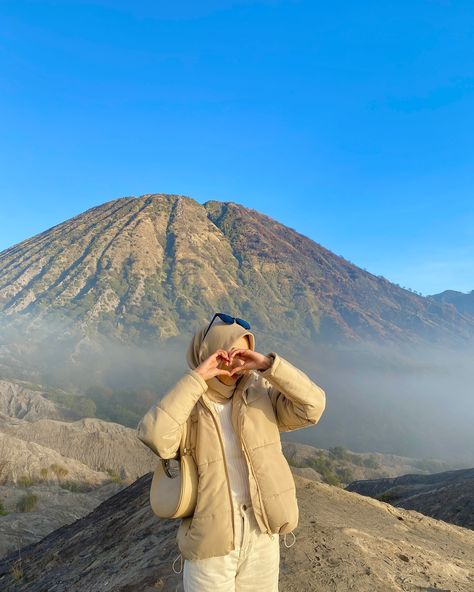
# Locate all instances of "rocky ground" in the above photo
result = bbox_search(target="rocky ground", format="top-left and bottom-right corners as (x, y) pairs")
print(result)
(0, 471), (473, 592)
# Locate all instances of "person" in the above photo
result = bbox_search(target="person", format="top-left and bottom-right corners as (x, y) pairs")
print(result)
(136, 313), (326, 591)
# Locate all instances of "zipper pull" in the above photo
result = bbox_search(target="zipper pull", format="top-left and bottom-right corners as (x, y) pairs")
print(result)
(266, 529), (275, 540)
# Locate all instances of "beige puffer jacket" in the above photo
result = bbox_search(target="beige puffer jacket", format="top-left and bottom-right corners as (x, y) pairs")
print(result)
(136, 351), (326, 570)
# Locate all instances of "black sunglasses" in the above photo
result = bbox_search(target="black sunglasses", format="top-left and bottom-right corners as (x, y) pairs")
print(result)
(202, 312), (251, 341)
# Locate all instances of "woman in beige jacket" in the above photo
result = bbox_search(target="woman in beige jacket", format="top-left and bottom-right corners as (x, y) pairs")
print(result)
(137, 313), (326, 591)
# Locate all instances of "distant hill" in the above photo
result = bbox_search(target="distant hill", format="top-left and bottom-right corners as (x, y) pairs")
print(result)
(0, 406), (154, 483)
(283, 442), (464, 488)
(345, 467), (474, 531)
(0, 193), (473, 350)
(430, 288), (474, 318)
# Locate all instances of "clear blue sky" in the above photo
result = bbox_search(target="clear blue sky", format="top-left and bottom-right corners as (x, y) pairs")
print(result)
(1, 0), (473, 296)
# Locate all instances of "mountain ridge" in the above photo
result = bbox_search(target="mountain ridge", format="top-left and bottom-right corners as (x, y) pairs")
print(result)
(430, 288), (474, 318)
(345, 467), (474, 531)
(1, 193), (473, 349)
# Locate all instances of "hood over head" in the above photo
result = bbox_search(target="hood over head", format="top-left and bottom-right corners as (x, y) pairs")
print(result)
(186, 317), (256, 401)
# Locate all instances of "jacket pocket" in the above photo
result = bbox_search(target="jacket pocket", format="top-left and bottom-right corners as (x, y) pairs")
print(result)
(177, 516), (193, 544)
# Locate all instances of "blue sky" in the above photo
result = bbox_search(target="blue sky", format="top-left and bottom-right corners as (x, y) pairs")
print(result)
(1, 0), (473, 296)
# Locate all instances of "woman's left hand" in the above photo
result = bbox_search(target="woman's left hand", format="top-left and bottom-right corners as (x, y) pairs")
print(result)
(228, 349), (273, 375)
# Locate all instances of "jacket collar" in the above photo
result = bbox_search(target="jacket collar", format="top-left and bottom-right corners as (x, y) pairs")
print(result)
(201, 370), (257, 409)
(240, 370), (259, 405)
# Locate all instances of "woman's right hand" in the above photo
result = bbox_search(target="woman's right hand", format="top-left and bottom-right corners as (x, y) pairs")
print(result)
(195, 349), (234, 381)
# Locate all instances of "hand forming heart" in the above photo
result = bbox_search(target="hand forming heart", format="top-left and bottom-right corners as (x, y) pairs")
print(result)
(195, 349), (273, 382)
(227, 349), (272, 376)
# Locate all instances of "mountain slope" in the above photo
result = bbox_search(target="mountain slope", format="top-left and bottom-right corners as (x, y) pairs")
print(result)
(345, 467), (474, 530)
(0, 413), (155, 483)
(0, 193), (473, 348)
(0, 380), (63, 421)
(0, 473), (473, 591)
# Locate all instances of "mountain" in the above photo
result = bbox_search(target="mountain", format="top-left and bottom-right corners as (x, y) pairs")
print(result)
(1, 193), (473, 351)
(345, 467), (474, 531)
(1, 472), (473, 591)
(2, 193), (474, 465)
(430, 289), (474, 318)
(2, 194), (474, 591)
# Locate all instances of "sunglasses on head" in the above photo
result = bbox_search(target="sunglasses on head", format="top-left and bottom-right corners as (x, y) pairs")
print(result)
(202, 312), (251, 341)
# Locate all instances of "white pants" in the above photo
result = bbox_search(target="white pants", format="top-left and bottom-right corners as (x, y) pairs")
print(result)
(183, 498), (280, 591)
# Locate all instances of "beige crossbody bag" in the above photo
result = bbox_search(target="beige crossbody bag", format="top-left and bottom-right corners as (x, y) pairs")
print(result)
(150, 417), (199, 519)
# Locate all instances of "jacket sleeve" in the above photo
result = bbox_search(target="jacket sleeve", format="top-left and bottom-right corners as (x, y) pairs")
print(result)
(136, 368), (208, 459)
(257, 352), (326, 433)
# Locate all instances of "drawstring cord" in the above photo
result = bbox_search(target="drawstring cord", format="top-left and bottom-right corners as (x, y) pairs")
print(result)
(284, 531), (296, 548)
(172, 552), (183, 574)
(269, 529), (296, 547)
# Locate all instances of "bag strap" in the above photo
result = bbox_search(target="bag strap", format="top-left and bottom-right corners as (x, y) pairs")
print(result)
(160, 417), (191, 477)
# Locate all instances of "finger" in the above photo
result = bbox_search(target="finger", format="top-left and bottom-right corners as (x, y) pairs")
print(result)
(229, 356), (250, 369)
(228, 357), (245, 371)
(234, 356), (253, 369)
(230, 369), (248, 376)
(229, 349), (249, 361)
(215, 369), (232, 377)
(216, 350), (230, 362)
(230, 364), (250, 375)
